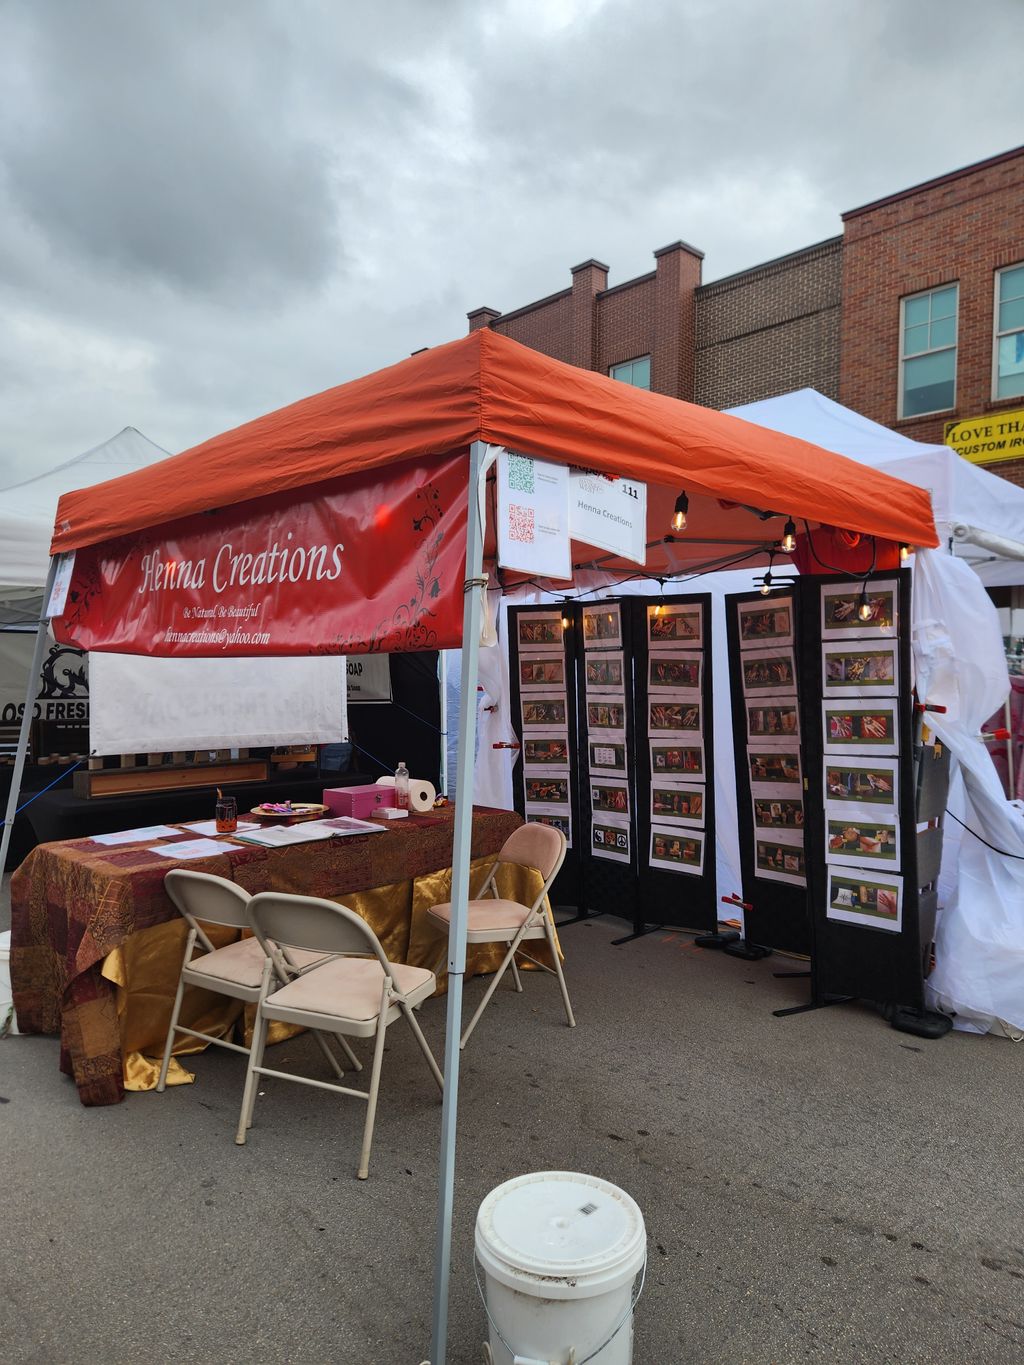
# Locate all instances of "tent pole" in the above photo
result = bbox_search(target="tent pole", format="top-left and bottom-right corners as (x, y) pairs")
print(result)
(438, 650), (449, 797)
(0, 557), (58, 877)
(429, 441), (491, 1365)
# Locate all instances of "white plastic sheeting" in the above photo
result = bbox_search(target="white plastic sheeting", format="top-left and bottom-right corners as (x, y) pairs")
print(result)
(911, 551), (1024, 1034)
(727, 389), (1024, 587)
(444, 606), (519, 810)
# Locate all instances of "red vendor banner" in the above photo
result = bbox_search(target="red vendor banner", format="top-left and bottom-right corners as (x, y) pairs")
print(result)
(52, 453), (470, 658)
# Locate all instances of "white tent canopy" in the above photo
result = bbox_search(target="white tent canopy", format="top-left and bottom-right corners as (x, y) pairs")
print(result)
(0, 427), (170, 595)
(727, 389), (1024, 586)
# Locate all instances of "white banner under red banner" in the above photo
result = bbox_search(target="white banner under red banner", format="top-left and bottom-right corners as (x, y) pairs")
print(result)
(52, 453), (470, 658)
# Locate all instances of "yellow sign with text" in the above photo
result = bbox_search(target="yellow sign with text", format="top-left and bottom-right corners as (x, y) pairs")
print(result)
(944, 408), (1024, 464)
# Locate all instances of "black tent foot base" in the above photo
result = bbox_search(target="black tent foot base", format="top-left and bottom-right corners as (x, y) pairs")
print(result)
(723, 939), (773, 961)
(610, 923), (661, 945)
(553, 907), (604, 929)
(887, 1006), (954, 1040)
(774, 994), (854, 1018)
(694, 930), (741, 950)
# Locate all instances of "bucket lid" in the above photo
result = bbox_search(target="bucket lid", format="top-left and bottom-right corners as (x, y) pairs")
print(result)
(475, 1171), (646, 1300)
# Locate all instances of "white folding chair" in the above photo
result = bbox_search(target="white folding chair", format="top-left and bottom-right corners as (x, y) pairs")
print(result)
(426, 823), (573, 1048)
(239, 891), (443, 1179)
(157, 869), (347, 1100)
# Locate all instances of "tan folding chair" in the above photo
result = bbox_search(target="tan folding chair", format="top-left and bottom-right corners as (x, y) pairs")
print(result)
(426, 823), (574, 1048)
(238, 891), (443, 1179)
(157, 869), (349, 1098)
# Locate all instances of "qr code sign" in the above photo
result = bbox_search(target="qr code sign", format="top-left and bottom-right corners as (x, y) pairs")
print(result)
(508, 453), (535, 495)
(508, 504), (535, 543)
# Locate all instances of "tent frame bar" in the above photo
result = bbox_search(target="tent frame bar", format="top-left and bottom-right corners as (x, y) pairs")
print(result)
(429, 440), (494, 1365)
(0, 557), (58, 878)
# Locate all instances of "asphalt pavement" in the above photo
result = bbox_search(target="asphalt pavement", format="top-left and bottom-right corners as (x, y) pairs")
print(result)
(2, 877), (1023, 1363)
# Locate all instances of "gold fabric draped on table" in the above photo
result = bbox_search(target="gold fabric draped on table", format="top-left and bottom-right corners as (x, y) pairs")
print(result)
(11, 806), (552, 1103)
(105, 856), (551, 1091)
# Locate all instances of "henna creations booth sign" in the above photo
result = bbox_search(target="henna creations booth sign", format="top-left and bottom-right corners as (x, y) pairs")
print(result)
(52, 454), (470, 657)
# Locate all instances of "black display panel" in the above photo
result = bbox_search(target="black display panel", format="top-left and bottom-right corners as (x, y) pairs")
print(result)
(726, 586), (811, 954)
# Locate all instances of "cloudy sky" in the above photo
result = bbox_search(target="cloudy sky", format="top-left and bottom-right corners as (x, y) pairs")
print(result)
(0, 0), (1019, 486)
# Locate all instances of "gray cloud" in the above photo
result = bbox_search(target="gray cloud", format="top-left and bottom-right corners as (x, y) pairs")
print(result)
(0, 0), (1019, 488)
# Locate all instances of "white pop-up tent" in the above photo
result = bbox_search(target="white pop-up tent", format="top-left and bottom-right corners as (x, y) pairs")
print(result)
(476, 388), (1024, 1036)
(1, 427), (171, 598)
(727, 389), (1024, 585)
(1, 428), (174, 870)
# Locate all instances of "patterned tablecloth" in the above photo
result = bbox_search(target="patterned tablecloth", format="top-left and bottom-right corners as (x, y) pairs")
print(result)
(10, 806), (522, 1106)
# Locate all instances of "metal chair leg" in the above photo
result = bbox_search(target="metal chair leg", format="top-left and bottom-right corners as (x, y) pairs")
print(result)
(156, 970), (188, 1092)
(401, 1002), (444, 1093)
(460, 937), (521, 1048)
(546, 922), (576, 1028)
(236, 1008), (269, 1144)
(510, 955), (523, 992)
(357, 1014), (389, 1180)
(311, 1029), (346, 1080)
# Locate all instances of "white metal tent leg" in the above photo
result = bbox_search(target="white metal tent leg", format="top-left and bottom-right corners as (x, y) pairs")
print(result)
(0, 558), (58, 878)
(429, 441), (492, 1365)
(439, 650), (449, 798)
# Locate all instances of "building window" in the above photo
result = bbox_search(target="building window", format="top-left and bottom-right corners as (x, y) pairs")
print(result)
(899, 284), (958, 418)
(994, 264), (1024, 401)
(610, 356), (651, 389)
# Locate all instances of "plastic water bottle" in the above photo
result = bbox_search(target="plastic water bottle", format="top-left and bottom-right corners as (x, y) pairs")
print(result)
(394, 761), (410, 809)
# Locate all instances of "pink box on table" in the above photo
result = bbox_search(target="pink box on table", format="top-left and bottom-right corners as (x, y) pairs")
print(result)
(323, 784), (397, 818)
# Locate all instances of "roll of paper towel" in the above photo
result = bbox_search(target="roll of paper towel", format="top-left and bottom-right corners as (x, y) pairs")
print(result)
(409, 779), (437, 813)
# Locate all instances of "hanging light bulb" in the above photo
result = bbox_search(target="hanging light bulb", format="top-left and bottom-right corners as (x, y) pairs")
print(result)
(899, 544), (910, 562)
(760, 572), (773, 597)
(781, 518), (797, 554)
(857, 585), (873, 621)
(671, 491), (689, 533)
(561, 599), (571, 630)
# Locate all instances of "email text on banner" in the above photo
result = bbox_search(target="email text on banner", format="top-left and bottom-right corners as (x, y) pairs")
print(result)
(53, 453), (470, 658)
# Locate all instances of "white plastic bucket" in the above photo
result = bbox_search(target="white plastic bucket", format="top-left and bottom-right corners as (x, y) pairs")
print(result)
(0, 930), (18, 1036)
(475, 1171), (646, 1365)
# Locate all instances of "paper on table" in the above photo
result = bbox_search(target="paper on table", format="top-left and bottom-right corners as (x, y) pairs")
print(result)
(306, 817), (387, 837)
(232, 824), (336, 847)
(149, 838), (229, 860)
(182, 819), (260, 836)
(92, 825), (181, 845)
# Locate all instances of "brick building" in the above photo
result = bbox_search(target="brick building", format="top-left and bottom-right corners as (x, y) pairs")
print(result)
(467, 145), (1024, 488)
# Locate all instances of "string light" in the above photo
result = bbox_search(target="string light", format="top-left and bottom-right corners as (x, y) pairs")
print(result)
(760, 548), (776, 596)
(857, 584), (873, 621)
(671, 491), (689, 533)
(899, 544), (910, 562)
(781, 518), (796, 554)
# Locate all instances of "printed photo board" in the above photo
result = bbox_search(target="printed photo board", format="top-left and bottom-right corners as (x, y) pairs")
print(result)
(726, 586), (811, 955)
(508, 603), (582, 909)
(574, 599), (639, 922)
(628, 594), (717, 935)
(799, 569), (924, 1010)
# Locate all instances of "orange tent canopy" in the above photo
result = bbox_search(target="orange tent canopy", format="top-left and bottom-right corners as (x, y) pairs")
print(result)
(51, 328), (937, 556)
